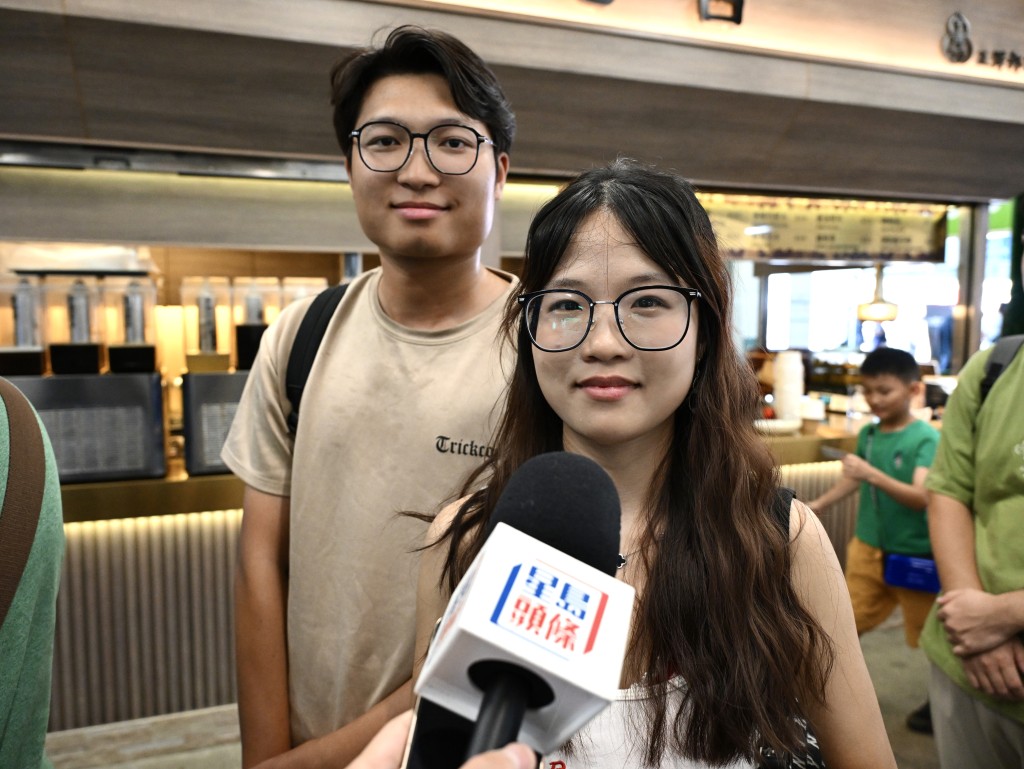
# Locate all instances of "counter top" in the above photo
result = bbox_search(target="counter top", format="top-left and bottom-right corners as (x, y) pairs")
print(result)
(61, 460), (243, 523)
(59, 428), (860, 522)
(761, 426), (859, 465)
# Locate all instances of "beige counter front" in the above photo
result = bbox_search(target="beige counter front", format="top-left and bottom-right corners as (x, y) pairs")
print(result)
(762, 426), (859, 465)
(52, 429), (865, 732)
(60, 460), (243, 523)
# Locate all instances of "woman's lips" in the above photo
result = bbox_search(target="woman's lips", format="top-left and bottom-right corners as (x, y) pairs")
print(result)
(577, 377), (637, 401)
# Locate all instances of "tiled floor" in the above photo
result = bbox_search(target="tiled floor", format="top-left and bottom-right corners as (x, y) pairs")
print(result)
(861, 613), (940, 769)
(46, 705), (240, 769)
(45, 614), (938, 769)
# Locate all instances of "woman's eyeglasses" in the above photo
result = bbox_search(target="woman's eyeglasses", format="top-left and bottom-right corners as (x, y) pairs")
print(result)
(519, 286), (701, 352)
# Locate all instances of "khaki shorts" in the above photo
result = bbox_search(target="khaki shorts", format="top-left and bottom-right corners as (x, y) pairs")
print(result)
(845, 536), (937, 648)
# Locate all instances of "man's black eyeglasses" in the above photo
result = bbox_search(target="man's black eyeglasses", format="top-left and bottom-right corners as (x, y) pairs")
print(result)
(350, 121), (496, 176)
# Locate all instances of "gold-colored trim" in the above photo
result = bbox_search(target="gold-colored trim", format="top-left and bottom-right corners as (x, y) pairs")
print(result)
(60, 463), (243, 523)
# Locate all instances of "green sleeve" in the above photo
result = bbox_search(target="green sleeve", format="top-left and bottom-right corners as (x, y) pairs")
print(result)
(913, 423), (939, 469)
(925, 349), (990, 508)
(855, 422), (870, 458)
(0, 403), (64, 769)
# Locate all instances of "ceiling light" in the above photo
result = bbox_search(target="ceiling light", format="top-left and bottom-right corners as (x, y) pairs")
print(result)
(857, 262), (898, 322)
(698, 0), (744, 24)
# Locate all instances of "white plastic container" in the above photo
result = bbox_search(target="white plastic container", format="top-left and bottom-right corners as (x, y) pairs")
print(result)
(772, 350), (805, 422)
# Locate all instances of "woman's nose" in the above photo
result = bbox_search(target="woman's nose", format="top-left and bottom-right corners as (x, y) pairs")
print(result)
(581, 305), (629, 356)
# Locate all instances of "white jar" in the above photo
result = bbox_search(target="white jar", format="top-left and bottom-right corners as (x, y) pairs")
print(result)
(773, 351), (805, 422)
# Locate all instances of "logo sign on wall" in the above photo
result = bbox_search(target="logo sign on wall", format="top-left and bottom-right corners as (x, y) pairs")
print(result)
(941, 12), (973, 64)
(942, 11), (1023, 75)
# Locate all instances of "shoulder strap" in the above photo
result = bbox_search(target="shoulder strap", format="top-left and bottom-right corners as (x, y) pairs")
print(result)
(770, 486), (796, 538)
(285, 283), (349, 436)
(0, 377), (46, 630)
(980, 334), (1024, 406)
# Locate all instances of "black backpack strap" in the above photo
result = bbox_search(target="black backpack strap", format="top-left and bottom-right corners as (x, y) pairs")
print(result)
(770, 487), (796, 539)
(980, 334), (1024, 406)
(285, 283), (349, 435)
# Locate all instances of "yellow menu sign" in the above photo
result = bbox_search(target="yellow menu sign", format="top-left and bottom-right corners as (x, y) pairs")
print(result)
(697, 193), (947, 263)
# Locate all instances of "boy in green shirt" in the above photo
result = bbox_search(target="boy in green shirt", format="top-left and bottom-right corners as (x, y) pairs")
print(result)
(808, 346), (939, 733)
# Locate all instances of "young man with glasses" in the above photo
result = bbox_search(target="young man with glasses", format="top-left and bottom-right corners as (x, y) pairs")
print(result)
(222, 26), (517, 768)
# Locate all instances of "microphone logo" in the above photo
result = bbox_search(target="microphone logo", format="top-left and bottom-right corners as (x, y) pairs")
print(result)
(490, 562), (609, 658)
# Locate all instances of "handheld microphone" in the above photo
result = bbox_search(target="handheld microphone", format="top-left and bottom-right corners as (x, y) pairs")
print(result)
(404, 452), (634, 767)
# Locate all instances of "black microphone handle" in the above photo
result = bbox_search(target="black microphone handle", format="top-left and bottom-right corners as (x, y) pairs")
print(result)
(464, 673), (532, 759)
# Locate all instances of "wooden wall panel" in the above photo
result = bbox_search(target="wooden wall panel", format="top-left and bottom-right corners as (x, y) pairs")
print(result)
(152, 248), (343, 305)
(63, 14), (343, 157)
(2, 3), (1024, 199)
(0, 167), (374, 251)
(404, 0), (1024, 88)
(0, 9), (84, 138)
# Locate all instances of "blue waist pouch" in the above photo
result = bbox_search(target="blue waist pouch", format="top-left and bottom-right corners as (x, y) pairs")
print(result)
(883, 553), (941, 593)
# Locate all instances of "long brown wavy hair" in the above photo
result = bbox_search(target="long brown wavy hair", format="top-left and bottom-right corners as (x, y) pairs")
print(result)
(433, 160), (834, 766)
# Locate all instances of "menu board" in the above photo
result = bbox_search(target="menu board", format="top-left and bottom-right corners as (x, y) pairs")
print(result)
(697, 193), (947, 263)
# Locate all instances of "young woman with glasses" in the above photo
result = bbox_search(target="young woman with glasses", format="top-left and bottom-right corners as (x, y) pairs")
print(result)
(413, 160), (896, 768)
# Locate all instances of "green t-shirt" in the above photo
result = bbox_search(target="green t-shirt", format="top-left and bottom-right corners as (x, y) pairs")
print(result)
(919, 346), (1024, 724)
(0, 391), (64, 769)
(853, 418), (939, 555)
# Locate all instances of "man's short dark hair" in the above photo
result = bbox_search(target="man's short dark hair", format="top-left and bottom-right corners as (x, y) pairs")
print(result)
(860, 346), (921, 384)
(330, 26), (516, 164)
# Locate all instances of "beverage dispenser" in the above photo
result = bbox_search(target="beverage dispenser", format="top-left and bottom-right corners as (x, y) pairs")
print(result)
(44, 274), (103, 374)
(7, 271), (166, 484)
(180, 276), (245, 476)
(232, 277), (281, 370)
(104, 275), (158, 373)
(180, 276), (231, 373)
(0, 274), (46, 376)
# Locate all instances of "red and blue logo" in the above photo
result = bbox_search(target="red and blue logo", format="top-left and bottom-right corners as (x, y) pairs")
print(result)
(490, 562), (608, 658)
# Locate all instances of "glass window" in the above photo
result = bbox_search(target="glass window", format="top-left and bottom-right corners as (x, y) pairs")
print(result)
(743, 208), (969, 372)
(979, 200), (1013, 349)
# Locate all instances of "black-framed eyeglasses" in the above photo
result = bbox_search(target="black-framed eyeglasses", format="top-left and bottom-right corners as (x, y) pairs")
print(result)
(349, 120), (496, 175)
(518, 285), (702, 352)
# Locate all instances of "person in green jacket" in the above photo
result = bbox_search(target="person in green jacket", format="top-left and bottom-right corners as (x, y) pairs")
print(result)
(0, 380), (64, 769)
(919, 342), (1024, 768)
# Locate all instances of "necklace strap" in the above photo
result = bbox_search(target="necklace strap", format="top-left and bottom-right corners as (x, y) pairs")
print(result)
(617, 535), (664, 569)
(617, 546), (643, 570)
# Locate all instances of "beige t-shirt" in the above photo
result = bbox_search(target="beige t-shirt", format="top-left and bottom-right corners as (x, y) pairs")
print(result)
(222, 267), (516, 743)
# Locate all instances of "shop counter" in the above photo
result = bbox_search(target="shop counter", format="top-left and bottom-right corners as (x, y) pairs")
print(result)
(58, 426), (861, 523)
(60, 459), (243, 523)
(761, 425), (859, 465)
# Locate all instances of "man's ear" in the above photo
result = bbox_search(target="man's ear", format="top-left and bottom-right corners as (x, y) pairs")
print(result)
(493, 152), (510, 201)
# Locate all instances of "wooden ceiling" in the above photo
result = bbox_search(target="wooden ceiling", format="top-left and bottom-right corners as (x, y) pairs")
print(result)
(2, 5), (1024, 202)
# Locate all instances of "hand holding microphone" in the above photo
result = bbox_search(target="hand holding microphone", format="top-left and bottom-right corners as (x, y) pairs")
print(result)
(404, 452), (634, 767)
(349, 711), (535, 769)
